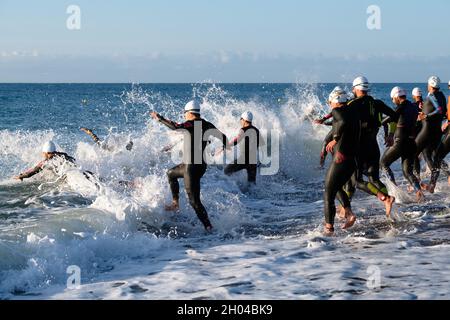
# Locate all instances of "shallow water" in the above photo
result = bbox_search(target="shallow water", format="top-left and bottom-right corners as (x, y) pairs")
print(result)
(0, 83), (449, 299)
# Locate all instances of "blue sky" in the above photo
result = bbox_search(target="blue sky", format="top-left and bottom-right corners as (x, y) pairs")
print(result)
(0, 0), (449, 82)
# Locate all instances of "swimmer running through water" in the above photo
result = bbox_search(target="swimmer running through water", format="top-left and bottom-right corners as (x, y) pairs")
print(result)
(380, 87), (424, 202)
(427, 79), (450, 191)
(224, 111), (264, 184)
(150, 99), (230, 232)
(323, 87), (360, 235)
(344, 76), (397, 218)
(414, 76), (447, 193)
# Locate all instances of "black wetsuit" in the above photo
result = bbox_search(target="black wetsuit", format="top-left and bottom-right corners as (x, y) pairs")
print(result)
(346, 95), (396, 197)
(324, 104), (360, 225)
(429, 93), (449, 185)
(415, 91), (447, 179)
(157, 116), (228, 229)
(17, 152), (76, 180)
(380, 100), (421, 191)
(431, 129), (450, 183)
(224, 125), (261, 183)
(412, 100), (423, 176)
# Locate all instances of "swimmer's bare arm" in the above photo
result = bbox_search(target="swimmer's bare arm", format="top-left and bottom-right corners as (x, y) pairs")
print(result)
(14, 163), (44, 181)
(80, 127), (101, 145)
(314, 113), (333, 125)
(150, 112), (183, 130)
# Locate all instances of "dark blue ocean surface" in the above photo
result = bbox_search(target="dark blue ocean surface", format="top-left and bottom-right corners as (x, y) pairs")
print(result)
(1, 83), (434, 132)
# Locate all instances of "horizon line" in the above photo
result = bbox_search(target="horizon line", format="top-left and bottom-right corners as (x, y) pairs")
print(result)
(0, 82), (434, 85)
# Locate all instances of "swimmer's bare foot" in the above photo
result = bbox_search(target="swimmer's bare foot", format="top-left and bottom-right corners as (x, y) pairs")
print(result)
(324, 223), (335, 236)
(165, 200), (180, 212)
(383, 196), (395, 218)
(342, 208), (357, 230)
(416, 190), (425, 203)
(337, 205), (346, 221)
(420, 182), (429, 191)
(377, 192), (387, 202)
(407, 185), (414, 193)
(205, 225), (214, 233)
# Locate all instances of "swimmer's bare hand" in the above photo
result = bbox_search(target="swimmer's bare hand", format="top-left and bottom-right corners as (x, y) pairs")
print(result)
(320, 153), (326, 167)
(313, 119), (324, 125)
(418, 113), (427, 121)
(150, 111), (160, 120)
(334, 151), (345, 164)
(13, 176), (23, 181)
(326, 140), (337, 153)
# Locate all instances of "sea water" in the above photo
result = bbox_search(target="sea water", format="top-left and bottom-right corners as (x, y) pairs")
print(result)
(0, 83), (449, 299)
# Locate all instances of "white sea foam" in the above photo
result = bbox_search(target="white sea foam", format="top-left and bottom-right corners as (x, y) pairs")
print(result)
(1, 83), (449, 299)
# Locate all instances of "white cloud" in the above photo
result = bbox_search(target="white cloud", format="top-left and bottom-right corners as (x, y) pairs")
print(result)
(1, 52), (449, 83)
(0, 50), (40, 58)
(218, 50), (230, 64)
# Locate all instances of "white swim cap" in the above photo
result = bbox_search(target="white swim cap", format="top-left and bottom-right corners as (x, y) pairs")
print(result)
(240, 111), (253, 122)
(328, 88), (349, 104)
(184, 100), (201, 114)
(390, 86), (407, 99)
(352, 76), (370, 91)
(428, 76), (441, 89)
(412, 87), (422, 97)
(42, 141), (56, 153)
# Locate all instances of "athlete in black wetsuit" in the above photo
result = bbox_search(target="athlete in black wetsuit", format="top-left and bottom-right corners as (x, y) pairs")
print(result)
(323, 89), (360, 234)
(380, 87), (424, 202)
(431, 128), (450, 188)
(224, 112), (262, 183)
(151, 100), (229, 231)
(412, 89), (424, 176)
(415, 77), (447, 192)
(428, 86), (449, 192)
(14, 141), (76, 181)
(80, 127), (134, 151)
(348, 77), (397, 217)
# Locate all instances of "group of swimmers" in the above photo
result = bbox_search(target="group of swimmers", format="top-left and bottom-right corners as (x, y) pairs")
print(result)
(317, 76), (450, 235)
(150, 102), (262, 231)
(14, 101), (262, 232)
(12, 77), (450, 235)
